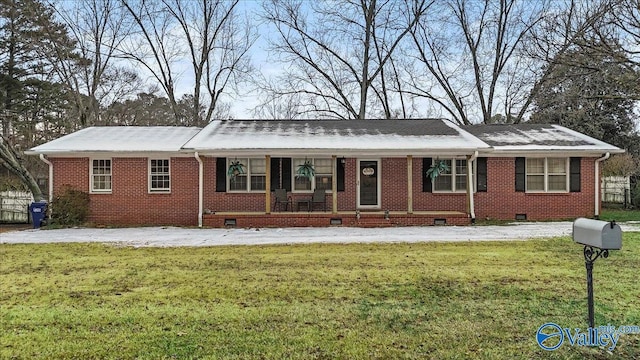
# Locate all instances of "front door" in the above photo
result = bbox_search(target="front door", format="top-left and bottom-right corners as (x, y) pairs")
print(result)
(358, 160), (380, 209)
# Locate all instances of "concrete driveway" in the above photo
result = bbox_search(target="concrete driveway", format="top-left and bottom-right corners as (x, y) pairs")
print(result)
(1, 221), (638, 247)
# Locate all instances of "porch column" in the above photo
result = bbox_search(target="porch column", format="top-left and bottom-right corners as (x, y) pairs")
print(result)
(407, 155), (413, 214)
(194, 152), (203, 228)
(466, 152), (478, 223)
(332, 155), (338, 214)
(265, 155), (271, 214)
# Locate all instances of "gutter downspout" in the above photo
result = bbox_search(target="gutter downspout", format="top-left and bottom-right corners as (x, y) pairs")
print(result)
(467, 151), (478, 224)
(594, 152), (610, 219)
(195, 152), (203, 227)
(39, 154), (53, 203)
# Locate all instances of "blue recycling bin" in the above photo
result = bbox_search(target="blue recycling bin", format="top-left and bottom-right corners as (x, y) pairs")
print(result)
(29, 201), (48, 229)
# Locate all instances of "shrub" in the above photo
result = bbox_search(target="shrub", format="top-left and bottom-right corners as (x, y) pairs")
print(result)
(50, 186), (90, 226)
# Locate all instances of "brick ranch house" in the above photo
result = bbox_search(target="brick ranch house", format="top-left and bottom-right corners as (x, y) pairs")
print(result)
(27, 119), (623, 228)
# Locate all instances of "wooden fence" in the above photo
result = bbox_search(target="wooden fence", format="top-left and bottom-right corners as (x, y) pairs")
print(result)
(0, 191), (33, 223)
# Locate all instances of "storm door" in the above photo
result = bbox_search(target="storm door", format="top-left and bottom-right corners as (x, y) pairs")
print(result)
(357, 160), (380, 208)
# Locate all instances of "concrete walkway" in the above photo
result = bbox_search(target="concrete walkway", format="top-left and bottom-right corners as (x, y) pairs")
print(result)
(1, 221), (638, 247)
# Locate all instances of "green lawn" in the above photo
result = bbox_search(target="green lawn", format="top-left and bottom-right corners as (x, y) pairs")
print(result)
(600, 208), (640, 222)
(1, 235), (638, 359)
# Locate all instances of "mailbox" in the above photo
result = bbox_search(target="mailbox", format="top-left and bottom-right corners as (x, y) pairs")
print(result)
(572, 218), (622, 250)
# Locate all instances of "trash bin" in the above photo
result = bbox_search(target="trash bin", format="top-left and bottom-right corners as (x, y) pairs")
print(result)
(29, 201), (48, 229)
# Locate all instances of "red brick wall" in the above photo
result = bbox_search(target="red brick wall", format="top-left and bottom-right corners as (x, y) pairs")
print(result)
(475, 157), (596, 221)
(51, 157), (199, 226)
(381, 158), (408, 211)
(203, 157), (266, 212)
(50, 155), (600, 226)
(338, 158), (357, 211)
(411, 158), (468, 212)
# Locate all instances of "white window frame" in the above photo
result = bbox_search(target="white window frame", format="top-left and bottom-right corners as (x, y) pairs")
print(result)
(432, 158), (470, 193)
(149, 159), (171, 193)
(526, 157), (569, 193)
(227, 158), (266, 193)
(292, 158), (333, 193)
(90, 158), (112, 193)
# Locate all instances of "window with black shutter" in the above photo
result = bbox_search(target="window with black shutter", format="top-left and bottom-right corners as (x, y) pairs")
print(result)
(476, 157), (487, 192)
(422, 158), (432, 192)
(570, 157), (581, 192)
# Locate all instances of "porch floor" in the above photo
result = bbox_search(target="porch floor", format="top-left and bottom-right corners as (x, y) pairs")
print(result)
(203, 210), (470, 228)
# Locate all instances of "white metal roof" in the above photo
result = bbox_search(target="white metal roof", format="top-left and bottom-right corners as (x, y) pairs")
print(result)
(182, 119), (490, 155)
(27, 126), (201, 154)
(26, 121), (623, 156)
(462, 124), (623, 154)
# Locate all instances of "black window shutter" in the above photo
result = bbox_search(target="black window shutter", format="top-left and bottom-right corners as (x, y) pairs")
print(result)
(476, 157), (487, 192)
(422, 158), (432, 192)
(216, 157), (227, 192)
(270, 157), (281, 191)
(337, 159), (345, 192)
(515, 157), (525, 192)
(282, 158), (292, 192)
(570, 157), (581, 192)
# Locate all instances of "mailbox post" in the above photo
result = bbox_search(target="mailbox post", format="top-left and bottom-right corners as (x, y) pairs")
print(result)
(572, 218), (622, 329)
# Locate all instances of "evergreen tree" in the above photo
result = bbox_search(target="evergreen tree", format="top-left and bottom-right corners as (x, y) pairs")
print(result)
(529, 42), (640, 156)
(0, 0), (80, 200)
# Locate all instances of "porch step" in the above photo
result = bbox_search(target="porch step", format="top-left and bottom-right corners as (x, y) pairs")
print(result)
(355, 218), (394, 228)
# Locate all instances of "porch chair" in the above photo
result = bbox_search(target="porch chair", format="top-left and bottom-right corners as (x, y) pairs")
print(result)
(310, 188), (327, 212)
(273, 188), (293, 212)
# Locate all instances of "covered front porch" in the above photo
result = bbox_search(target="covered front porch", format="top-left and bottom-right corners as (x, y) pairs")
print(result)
(185, 119), (489, 228)
(195, 154), (478, 228)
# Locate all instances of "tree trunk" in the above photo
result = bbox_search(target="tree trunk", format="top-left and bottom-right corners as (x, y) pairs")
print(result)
(0, 136), (44, 201)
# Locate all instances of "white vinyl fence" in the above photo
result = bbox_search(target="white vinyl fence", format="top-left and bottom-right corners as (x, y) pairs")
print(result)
(601, 176), (631, 205)
(0, 191), (33, 223)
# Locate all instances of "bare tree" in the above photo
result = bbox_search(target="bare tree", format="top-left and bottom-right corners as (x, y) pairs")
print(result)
(593, 0), (640, 67)
(518, 0), (618, 123)
(120, 0), (255, 126)
(259, 0), (431, 120)
(408, 0), (617, 125)
(51, 0), (140, 127)
(408, 0), (551, 125)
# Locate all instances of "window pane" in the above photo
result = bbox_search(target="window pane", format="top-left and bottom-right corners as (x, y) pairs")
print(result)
(151, 175), (170, 190)
(294, 176), (311, 191)
(315, 175), (332, 190)
(152, 159), (169, 174)
(455, 175), (467, 191)
(293, 158), (306, 167)
(93, 160), (111, 191)
(434, 175), (452, 191)
(548, 175), (567, 191)
(439, 159), (452, 174)
(527, 175), (544, 191)
(527, 158), (544, 173)
(251, 175), (266, 191)
(315, 158), (332, 173)
(548, 158), (566, 174)
(250, 159), (266, 174)
(455, 159), (467, 175)
(150, 159), (170, 191)
(229, 175), (247, 191)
